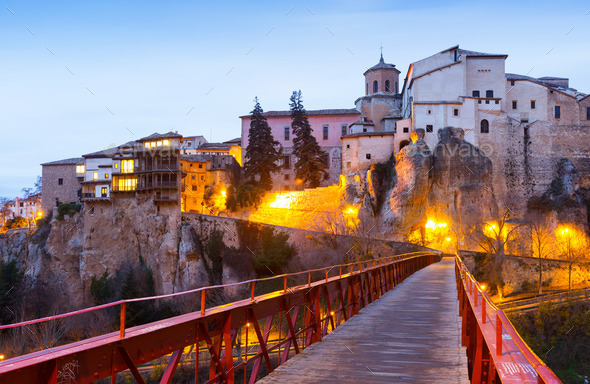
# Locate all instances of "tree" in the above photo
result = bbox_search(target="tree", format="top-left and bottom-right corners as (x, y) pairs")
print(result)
(34, 176), (42, 195)
(290, 90), (328, 188)
(0, 197), (11, 226)
(244, 97), (281, 191)
(526, 218), (553, 294)
(469, 209), (524, 296)
(555, 225), (588, 290)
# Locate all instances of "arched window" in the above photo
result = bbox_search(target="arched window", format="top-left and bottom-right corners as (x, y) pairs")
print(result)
(373, 80), (378, 93)
(385, 80), (390, 92)
(480, 119), (489, 133)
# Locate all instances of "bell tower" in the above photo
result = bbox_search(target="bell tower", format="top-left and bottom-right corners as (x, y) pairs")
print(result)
(364, 53), (400, 95)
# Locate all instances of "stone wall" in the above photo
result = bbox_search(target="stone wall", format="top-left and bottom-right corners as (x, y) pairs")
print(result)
(41, 164), (82, 213)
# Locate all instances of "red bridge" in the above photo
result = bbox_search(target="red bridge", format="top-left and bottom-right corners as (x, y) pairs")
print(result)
(0, 253), (562, 383)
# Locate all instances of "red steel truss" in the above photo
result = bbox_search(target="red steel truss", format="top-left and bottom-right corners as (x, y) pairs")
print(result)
(0, 252), (440, 384)
(455, 256), (562, 384)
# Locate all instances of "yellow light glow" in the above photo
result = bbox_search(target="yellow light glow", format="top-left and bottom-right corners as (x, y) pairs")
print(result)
(37, 211), (43, 218)
(145, 142), (150, 149)
(221, 190), (227, 197)
(330, 311), (334, 316)
(425, 220), (436, 230)
(269, 193), (296, 209)
(480, 284), (486, 290)
(156, 140), (162, 147)
(294, 178), (303, 185)
(93, 172), (98, 180)
(246, 323), (250, 327)
(445, 237), (451, 242)
(0, 354), (4, 360)
(163, 139), (170, 146)
(438, 222), (447, 228)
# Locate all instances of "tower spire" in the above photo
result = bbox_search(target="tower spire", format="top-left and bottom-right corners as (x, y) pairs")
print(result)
(380, 43), (383, 61)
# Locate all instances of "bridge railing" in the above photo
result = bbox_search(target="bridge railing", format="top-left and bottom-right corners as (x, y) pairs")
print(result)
(455, 256), (562, 384)
(0, 251), (442, 384)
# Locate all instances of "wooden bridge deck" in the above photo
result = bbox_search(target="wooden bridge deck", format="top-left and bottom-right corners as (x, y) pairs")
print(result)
(258, 257), (469, 383)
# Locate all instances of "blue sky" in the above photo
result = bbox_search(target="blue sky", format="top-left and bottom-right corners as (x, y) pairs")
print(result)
(1, 0), (589, 197)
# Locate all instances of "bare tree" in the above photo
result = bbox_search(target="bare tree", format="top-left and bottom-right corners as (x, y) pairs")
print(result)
(555, 226), (588, 290)
(527, 219), (554, 294)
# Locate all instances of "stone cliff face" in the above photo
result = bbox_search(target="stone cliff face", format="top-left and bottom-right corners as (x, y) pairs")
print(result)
(428, 127), (498, 233)
(380, 127), (499, 241)
(381, 129), (432, 239)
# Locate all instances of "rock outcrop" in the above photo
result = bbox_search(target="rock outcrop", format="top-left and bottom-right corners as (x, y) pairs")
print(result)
(381, 129), (432, 239)
(428, 127), (498, 232)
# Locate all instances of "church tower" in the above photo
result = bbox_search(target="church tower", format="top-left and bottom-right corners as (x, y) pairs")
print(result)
(352, 53), (403, 134)
(364, 53), (400, 95)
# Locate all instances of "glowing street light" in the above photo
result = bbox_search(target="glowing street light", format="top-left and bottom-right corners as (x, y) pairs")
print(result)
(221, 190), (227, 198)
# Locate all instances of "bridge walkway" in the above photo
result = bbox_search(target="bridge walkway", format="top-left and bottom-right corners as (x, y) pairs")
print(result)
(258, 257), (469, 383)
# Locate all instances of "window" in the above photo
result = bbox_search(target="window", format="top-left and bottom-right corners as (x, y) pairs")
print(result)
(101, 187), (107, 197)
(321, 153), (329, 167)
(156, 140), (162, 147)
(480, 119), (489, 133)
(200, 176), (204, 181)
(555, 105), (561, 119)
(163, 139), (169, 146)
(93, 172), (98, 180)
(395, 81), (398, 93)
(113, 163), (118, 169)
(58, 178), (63, 185)
(472, 90), (480, 98)
(454, 49), (458, 62)
(192, 185), (197, 191)
(323, 125), (329, 140)
(76, 165), (85, 174)
(191, 175), (195, 180)
(373, 80), (378, 93)
(341, 124), (347, 137)
(453, 109), (459, 116)
(187, 142), (192, 147)
(284, 126), (290, 140)
(19, 202), (23, 207)
(587, 107), (590, 120)
(347, 161), (351, 168)
(346, 144), (350, 149)
(284, 174), (290, 180)
(531, 100), (536, 109)
(283, 155), (291, 169)
(486, 90), (494, 98)
(403, 127), (409, 133)
(426, 125), (433, 133)
(104, 173), (109, 179)
(365, 83), (368, 95)
(512, 100), (517, 110)
(198, 164), (202, 169)
(116, 177), (137, 191)
(510, 81), (515, 86)
(495, 100), (499, 104)
(385, 80), (391, 92)
(121, 159), (134, 173)
(145, 142), (151, 149)
(366, 153), (371, 160)
(428, 110), (431, 115)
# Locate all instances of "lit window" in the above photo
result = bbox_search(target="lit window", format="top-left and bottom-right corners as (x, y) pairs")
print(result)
(117, 177), (137, 191)
(76, 165), (85, 174)
(122, 159), (134, 173)
(163, 139), (170, 146)
(156, 140), (162, 147)
(114, 163), (118, 169)
(105, 173), (109, 179)
(150, 141), (156, 148)
(101, 187), (107, 197)
(145, 142), (151, 149)
(93, 172), (98, 180)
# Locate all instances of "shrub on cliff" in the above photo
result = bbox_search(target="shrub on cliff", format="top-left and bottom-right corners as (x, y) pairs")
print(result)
(1, 216), (28, 231)
(56, 203), (81, 220)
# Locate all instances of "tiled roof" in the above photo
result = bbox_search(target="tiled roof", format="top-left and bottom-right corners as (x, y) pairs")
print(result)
(506, 73), (587, 100)
(343, 131), (396, 139)
(197, 143), (231, 150)
(83, 141), (136, 158)
(364, 55), (399, 74)
(181, 154), (212, 163)
(223, 137), (242, 144)
(458, 48), (507, 58)
(138, 131), (183, 141)
(240, 108), (359, 118)
(41, 157), (85, 166)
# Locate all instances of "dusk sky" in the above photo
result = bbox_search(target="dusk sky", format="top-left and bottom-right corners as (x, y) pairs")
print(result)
(1, 0), (589, 197)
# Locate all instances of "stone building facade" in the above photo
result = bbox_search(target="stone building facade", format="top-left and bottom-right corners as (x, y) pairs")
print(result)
(41, 157), (84, 213)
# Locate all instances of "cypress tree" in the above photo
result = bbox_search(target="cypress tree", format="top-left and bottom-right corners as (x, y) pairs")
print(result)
(244, 97), (281, 191)
(290, 90), (328, 188)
